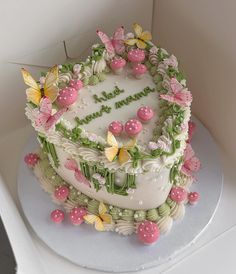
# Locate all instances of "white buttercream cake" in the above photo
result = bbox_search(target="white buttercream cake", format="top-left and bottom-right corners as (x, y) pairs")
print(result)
(22, 23), (200, 245)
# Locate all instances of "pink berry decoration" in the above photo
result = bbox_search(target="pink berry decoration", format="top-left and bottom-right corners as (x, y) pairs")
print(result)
(57, 86), (78, 108)
(169, 186), (187, 204)
(137, 221), (160, 245)
(24, 153), (39, 167)
(108, 121), (123, 136)
(127, 48), (145, 64)
(69, 79), (83, 90)
(110, 57), (126, 74)
(188, 192), (200, 205)
(51, 209), (65, 224)
(137, 106), (154, 123)
(69, 207), (87, 225)
(132, 63), (147, 79)
(54, 186), (69, 202)
(125, 119), (143, 137)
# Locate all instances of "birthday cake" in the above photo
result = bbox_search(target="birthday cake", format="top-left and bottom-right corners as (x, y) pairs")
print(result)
(22, 23), (200, 245)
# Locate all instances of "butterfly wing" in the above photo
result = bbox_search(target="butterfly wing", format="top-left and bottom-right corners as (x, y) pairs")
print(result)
(98, 202), (107, 216)
(186, 156), (201, 172)
(112, 26), (125, 54)
(100, 213), (112, 224)
(35, 97), (52, 127)
(105, 131), (119, 162)
(139, 30), (152, 41)
(118, 148), (131, 164)
(160, 94), (175, 104)
(133, 23), (143, 37)
(125, 38), (138, 46)
(44, 65), (59, 103)
(64, 159), (78, 170)
(84, 215), (104, 231)
(45, 108), (66, 130)
(97, 30), (114, 55)
(74, 170), (91, 188)
(174, 90), (192, 107)
(21, 68), (41, 105)
(170, 78), (183, 94)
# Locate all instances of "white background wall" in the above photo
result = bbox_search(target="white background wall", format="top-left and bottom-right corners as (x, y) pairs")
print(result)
(0, 0), (153, 136)
(153, 0), (236, 162)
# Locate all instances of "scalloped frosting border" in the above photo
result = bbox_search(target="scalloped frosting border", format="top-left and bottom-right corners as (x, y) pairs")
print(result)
(34, 151), (195, 236)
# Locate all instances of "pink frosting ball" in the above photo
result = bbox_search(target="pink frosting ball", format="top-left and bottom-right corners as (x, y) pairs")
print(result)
(51, 209), (65, 224)
(169, 187), (187, 203)
(108, 121), (123, 136)
(57, 86), (78, 107)
(137, 106), (154, 122)
(127, 49), (145, 63)
(69, 207), (87, 225)
(137, 221), (160, 245)
(69, 79), (83, 90)
(24, 153), (39, 167)
(132, 63), (147, 79)
(188, 192), (200, 205)
(125, 119), (143, 137)
(110, 57), (126, 74)
(54, 186), (69, 202)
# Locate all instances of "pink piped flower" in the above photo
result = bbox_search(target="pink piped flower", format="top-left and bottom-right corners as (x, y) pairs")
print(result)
(69, 207), (87, 225)
(188, 192), (200, 205)
(137, 106), (154, 123)
(108, 121), (123, 136)
(125, 119), (143, 137)
(54, 186), (69, 202)
(24, 153), (39, 167)
(132, 63), (147, 79)
(181, 144), (201, 180)
(160, 78), (192, 107)
(57, 86), (78, 108)
(187, 121), (197, 143)
(64, 159), (91, 187)
(127, 48), (145, 64)
(51, 209), (65, 224)
(137, 221), (160, 245)
(69, 79), (83, 90)
(110, 57), (126, 74)
(169, 186), (187, 203)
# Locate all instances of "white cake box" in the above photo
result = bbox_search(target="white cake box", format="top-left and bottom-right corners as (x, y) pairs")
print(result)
(0, 1), (236, 273)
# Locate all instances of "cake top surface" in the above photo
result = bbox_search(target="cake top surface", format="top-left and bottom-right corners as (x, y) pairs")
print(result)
(23, 23), (192, 174)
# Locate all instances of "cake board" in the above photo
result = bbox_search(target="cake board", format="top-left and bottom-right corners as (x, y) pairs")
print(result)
(17, 116), (223, 273)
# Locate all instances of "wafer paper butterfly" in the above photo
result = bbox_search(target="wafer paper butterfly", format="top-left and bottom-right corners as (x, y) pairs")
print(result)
(181, 144), (201, 179)
(35, 97), (66, 131)
(105, 131), (136, 165)
(21, 65), (59, 106)
(83, 202), (112, 231)
(64, 159), (91, 187)
(97, 26), (125, 55)
(160, 78), (192, 107)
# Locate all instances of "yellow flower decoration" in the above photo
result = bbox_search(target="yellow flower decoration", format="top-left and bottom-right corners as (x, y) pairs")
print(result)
(105, 131), (136, 165)
(125, 23), (152, 49)
(83, 202), (112, 231)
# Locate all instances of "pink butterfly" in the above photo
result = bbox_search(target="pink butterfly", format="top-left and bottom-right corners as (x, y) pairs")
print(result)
(64, 159), (91, 188)
(35, 97), (66, 131)
(187, 121), (197, 143)
(97, 26), (125, 55)
(181, 144), (201, 179)
(160, 78), (192, 107)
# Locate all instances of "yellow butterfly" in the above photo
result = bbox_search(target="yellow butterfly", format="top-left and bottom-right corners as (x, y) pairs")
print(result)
(105, 131), (136, 165)
(125, 23), (152, 49)
(21, 65), (59, 106)
(83, 202), (112, 231)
